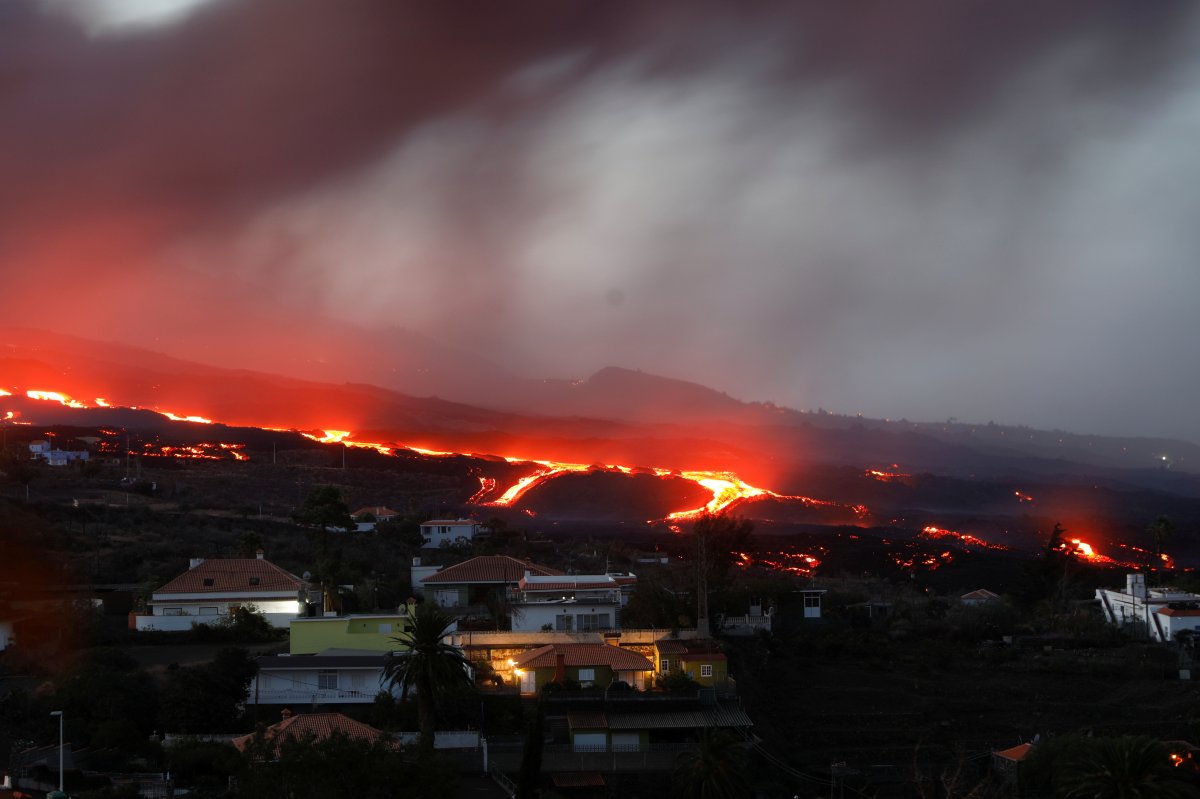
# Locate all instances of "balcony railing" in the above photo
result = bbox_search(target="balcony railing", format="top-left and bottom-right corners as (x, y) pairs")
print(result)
(249, 688), (379, 704)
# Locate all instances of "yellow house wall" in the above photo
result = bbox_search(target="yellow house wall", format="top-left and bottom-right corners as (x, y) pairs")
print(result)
(289, 615), (410, 654)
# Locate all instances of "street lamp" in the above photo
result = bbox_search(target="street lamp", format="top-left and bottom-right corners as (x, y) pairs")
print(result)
(49, 710), (64, 796)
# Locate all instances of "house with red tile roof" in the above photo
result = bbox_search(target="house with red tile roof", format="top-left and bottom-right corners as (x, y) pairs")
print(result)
(512, 642), (655, 693)
(134, 551), (307, 631)
(232, 710), (387, 757)
(412, 555), (562, 613)
(1096, 573), (1200, 642)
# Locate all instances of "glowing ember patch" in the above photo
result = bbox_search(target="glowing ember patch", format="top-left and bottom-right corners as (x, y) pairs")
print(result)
(866, 468), (911, 482)
(95, 398), (111, 407)
(753, 550), (825, 576)
(27, 390), (88, 408)
(1014, 490), (1034, 503)
(0, 389), (11, 397)
(1055, 536), (1139, 569)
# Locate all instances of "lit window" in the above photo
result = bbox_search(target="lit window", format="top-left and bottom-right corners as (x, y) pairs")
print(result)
(660, 659), (670, 672)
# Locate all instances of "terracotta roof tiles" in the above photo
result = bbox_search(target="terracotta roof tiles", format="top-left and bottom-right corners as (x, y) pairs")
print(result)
(154, 558), (302, 595)
(422, 556), (562, 585)
(514, 643), (654, 671)
(231, 712), (386, 755)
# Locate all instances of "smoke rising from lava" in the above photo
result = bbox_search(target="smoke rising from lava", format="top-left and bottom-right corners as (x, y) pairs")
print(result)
(6, 0), (1200, 440)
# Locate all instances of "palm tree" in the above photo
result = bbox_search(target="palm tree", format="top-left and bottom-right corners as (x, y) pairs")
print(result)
(1059, 736), (1200, 799)
(673, 728), (750, 799)
(383, 601), (474, 751)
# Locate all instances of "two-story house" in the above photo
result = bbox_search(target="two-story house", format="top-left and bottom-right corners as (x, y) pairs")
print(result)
(420, 518), (482, 548)
(135, 552), (306, 631)
(412, 555), (562, 617)
(509, 572), (636, 633)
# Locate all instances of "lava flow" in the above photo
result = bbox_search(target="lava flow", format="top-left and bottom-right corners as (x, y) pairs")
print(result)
(3, 382), (867, 521)
(920, 525), (1010, 552)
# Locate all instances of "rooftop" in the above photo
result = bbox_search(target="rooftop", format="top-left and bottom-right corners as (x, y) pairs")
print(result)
(153, 557), (302, 595)
(514, 643), (655, 672)
(422, 555), (562, 585)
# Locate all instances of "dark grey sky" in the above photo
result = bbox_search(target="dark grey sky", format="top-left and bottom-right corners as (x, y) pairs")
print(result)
(6, 0), (1200, 441)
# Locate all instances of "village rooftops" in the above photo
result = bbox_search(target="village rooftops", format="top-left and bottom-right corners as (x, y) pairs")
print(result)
(422, 555), (562, 585)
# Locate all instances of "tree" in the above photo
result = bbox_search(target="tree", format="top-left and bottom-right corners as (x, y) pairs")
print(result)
(382, 602), (474, 752)
(292, 486), (354, 559)
(673, 728), (751, 799)
(1058, 736), (1200, 799)
(1148, 516), (1176, 581)
(693, 513), (755, 631)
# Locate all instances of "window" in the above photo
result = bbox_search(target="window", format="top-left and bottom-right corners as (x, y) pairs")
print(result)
(378, 623), (392, 634)
(249, 577), (261, 586)
(199, 606), (218, 616)
(804, 594), (821, 608)
(202, 578), (215, 587)
(700, 664), (713, 678)
(555, 614), (574, 631)
(579, 613), (611, 632)
(163, 607), (184, 616)
(660, 659), (670, 672)
(577, 668), (595, 682)
(318, 671), (338, 690)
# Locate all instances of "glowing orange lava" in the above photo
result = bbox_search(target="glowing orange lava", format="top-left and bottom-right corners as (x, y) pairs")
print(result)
(920, 525), (1010, 552)
(866, 466), (911, 483)
(27, 390), (88, 408)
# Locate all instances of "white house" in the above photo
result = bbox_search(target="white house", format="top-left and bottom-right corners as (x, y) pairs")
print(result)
(135, 552), (306, 631)
(247, 650), (396, 707)
(509, 572), (636, 633)
(420, 518), (482, 548)
(350, 506), (399, 532)
(1096, 573), (1200, 643)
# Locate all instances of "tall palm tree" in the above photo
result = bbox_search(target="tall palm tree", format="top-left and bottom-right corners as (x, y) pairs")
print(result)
(1059, 736), (1200, 799)
(383, 601), (474, 751)
(673, 728), (750, 799)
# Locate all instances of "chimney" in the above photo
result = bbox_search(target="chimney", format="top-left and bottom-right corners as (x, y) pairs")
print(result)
(412, 557), (421, 567)
(555, 652), (566, 683)
(280, 708), (293, 720)
(256, 548), (265, 560)
(189, 557), (205, 570)
(1127, 573), (1147, 599)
